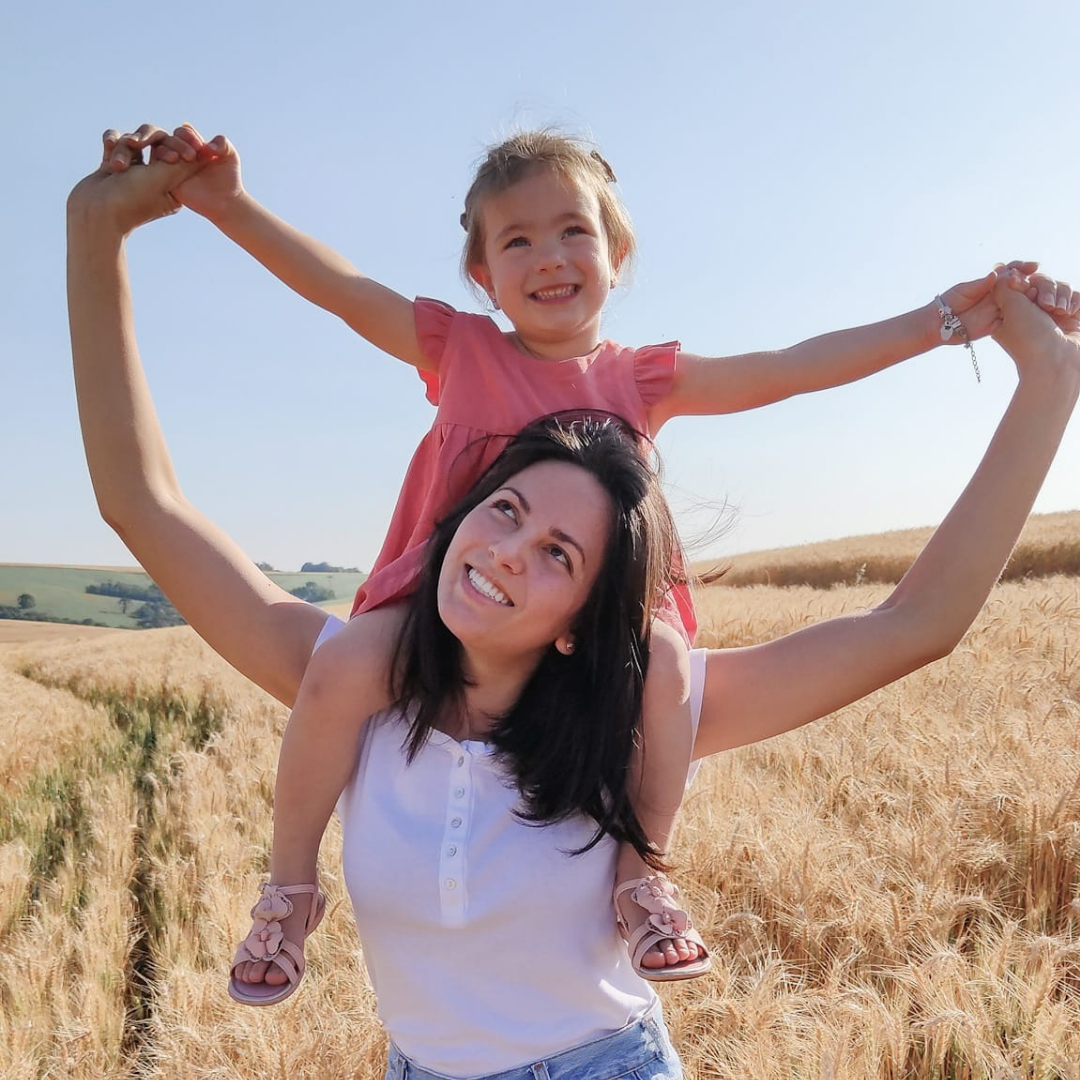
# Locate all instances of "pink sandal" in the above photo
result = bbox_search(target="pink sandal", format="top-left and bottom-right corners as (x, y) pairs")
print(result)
(615, 874), (711, 982)
(228, 882), (326, 1006)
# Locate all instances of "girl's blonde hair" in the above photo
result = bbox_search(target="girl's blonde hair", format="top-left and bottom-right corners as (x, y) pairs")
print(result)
(461, 130), (637, 285)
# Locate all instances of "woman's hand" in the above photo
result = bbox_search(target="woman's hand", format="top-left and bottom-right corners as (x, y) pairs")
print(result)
(67, 124), (205, 237)
(993, 269), (1080, 380)
(148, 123), (246, 224)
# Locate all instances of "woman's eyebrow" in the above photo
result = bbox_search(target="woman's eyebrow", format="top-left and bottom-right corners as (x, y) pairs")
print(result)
(502, 486), (586, 566)
(551, 527), (586, 567)
(501, 485), (530, 512)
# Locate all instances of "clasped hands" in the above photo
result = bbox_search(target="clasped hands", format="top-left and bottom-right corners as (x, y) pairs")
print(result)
(76, 123), (1079, 349)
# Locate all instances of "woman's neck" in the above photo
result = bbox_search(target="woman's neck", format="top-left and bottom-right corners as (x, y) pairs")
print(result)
(449, 650), (541, 741)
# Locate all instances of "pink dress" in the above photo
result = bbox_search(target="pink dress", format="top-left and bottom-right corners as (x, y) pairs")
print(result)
(351, 298), (696, 642)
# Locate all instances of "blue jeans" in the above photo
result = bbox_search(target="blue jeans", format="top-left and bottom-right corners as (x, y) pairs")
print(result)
(383, 1004), (683, 1080)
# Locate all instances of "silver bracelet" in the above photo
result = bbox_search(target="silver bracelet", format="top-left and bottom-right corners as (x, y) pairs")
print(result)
(934, 294), (981, 383)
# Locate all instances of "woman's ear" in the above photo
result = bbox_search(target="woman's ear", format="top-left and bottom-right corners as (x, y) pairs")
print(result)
(469, 264), (499, 309)
(555, 636), (576, 656)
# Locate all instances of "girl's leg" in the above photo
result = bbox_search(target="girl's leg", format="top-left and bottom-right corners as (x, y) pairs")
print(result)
(234, 605), (402, 988)
(615, 619), (705, 972)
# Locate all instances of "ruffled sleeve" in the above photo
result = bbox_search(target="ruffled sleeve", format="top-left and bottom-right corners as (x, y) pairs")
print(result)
(633, 341), (679, 408)
(414, 297), (457, 406)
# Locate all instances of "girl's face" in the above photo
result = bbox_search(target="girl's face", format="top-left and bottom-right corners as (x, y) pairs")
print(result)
(470, 168), (616, 361)
(437, 459), (612, 669)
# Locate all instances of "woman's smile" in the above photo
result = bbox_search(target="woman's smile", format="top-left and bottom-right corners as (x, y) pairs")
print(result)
(438, 460), (613, 658)
(466, 565), (513, 606)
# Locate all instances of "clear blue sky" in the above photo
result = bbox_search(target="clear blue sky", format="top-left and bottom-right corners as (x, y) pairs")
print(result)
(2, 0), (1077, 571)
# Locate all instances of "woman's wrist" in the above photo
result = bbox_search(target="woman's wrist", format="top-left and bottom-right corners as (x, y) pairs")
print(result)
(66, 195), (129, 248)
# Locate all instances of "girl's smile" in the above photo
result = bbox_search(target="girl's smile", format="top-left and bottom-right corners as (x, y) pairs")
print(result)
(469, 168), (617, 361)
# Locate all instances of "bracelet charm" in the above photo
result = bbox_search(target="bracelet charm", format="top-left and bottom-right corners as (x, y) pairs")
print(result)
(934, 295), (981, 383)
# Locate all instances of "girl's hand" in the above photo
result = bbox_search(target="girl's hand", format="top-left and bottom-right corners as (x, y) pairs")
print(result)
(149, 124), (245, 223)
(68, 125), (204, 236)
(936, 260), (1040, 343)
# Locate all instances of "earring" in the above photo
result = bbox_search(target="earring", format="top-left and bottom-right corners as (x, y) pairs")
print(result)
(561, 641), (575, 655)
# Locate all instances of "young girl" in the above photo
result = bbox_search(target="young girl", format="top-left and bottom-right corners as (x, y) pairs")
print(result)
(111, 121), (1032, 996)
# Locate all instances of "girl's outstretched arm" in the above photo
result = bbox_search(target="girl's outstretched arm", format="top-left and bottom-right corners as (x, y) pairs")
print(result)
(70, 127), (330, 705)
(693, 274), (1079, 758)
(120, 124), (426, 369)
(648, 263), (1065, 427)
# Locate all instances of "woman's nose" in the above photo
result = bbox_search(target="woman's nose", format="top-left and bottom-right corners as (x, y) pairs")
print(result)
(489, 537), (524, 573)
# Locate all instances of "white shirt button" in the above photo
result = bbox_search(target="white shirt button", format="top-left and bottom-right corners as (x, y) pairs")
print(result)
(457, 755), (465, 766)
(454, 786), (465, 798)
(447, 845), (457, 856)
(451, 817), (462, 828)
(445, 879), (457, 890)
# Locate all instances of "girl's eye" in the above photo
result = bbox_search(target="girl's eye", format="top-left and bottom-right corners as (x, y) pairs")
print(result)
(564, 225), (587, 237)
(505, 236), (529, 249)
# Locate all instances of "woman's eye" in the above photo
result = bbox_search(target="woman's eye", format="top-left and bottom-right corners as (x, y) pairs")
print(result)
(548, 545), (570, 569)
(492, 499), (516, 519)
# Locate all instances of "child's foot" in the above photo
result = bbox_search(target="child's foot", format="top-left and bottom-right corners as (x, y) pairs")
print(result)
(228, 882), (325, 1006)
(614, 874), (711, 981)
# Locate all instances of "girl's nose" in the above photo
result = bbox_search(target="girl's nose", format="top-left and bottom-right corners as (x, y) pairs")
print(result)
(533, 239), (566, 272)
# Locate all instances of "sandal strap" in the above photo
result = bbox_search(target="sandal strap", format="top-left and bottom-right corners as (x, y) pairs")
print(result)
(614, 874), (692, 933)
(233, 883), (324, 967)
(629, 923), (710, 972)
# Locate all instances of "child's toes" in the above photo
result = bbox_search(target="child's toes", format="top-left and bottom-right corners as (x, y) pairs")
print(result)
(243, 959), (269, 984)
(673, 936), (696, 963)
(641, 937), (683, 969)
(263, 963), (289, 987)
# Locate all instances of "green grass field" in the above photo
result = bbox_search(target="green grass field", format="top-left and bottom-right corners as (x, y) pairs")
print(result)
(0, 565), (367, 629)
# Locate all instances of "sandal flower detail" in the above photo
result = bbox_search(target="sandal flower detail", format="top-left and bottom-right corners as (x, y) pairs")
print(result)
(240, 888), (291, 961)
(228, 882), (326, 1006)
(614, 874), (710, 982)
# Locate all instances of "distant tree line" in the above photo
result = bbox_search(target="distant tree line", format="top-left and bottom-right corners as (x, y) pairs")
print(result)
(86, 580), (161, 601)
(0, 605), (108, 627)
(85, 580), (186, 629)
(288, 582), (336, 603)
(257, 561), (360, 575)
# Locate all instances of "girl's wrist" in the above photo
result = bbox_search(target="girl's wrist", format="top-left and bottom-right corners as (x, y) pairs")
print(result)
(920, 298), (946, 352)
(200, 187), (252, 228)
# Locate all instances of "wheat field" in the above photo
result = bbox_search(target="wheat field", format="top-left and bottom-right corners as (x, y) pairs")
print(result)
(2, 524), (1078, 1078)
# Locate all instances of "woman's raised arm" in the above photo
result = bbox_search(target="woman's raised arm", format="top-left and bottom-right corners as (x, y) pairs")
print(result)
(67, 128), (329, 705)
(694, 275), (1080, 758)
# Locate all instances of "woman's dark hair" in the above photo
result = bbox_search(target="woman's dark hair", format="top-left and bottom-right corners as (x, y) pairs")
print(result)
(391, 412), (681, 867)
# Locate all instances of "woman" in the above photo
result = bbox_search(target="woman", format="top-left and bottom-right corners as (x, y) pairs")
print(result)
(68, 131), (1080, 1079)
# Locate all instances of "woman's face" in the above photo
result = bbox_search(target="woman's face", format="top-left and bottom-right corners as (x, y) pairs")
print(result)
(437, 460), (613, 665)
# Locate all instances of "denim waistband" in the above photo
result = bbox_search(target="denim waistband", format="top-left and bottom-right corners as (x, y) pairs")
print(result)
(384, 1002), (681, 1080)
